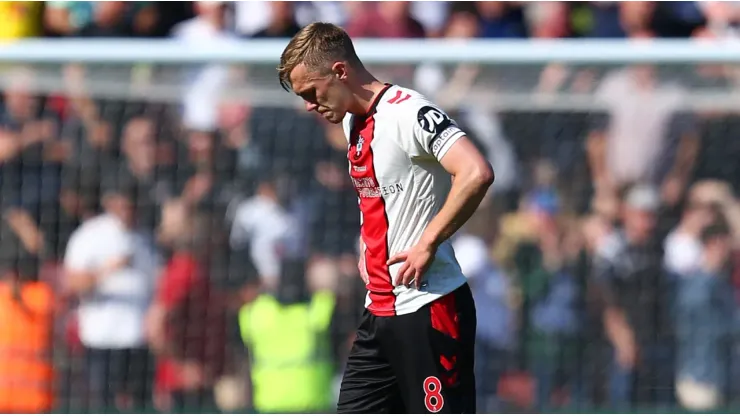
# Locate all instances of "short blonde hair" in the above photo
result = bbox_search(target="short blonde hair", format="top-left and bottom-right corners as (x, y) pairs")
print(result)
(277, 22), (361, 91)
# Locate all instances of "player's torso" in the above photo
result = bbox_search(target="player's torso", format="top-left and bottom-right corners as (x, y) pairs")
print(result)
(344, 85), (465, 316)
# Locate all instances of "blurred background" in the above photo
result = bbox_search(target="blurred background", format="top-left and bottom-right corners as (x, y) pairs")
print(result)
(2, 0), (740, 413)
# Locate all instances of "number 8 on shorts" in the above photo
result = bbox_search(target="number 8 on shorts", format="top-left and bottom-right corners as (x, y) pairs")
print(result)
(423, 376), (444, 413)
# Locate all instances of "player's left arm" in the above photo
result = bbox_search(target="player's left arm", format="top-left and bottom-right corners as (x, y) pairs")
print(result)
(388, 103), (494, 287)
(419, 138), (494, 249)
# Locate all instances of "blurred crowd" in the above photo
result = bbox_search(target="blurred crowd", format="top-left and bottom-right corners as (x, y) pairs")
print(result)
(1, 1), (740, 40)
(2, 0), (740, 414)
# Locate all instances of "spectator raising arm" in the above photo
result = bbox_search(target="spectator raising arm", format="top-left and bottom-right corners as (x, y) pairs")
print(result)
(660, 115), (700, 207)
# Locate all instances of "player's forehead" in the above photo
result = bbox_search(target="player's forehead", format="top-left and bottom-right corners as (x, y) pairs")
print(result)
(289, 63), (317, 94)
(290, 62), (332, 95)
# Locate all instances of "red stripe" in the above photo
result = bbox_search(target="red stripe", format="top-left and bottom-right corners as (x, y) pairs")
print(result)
(430, 292), (459, 339)
(355, 115), (396, 316)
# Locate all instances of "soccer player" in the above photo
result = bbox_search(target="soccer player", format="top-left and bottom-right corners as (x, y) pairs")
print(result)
(278, 23), (494, 414)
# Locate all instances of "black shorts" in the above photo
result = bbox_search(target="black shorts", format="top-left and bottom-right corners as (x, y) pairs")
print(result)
(337, 284), (477, 414)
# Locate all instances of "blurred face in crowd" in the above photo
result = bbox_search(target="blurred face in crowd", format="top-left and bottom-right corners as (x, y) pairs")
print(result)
(104, 193), (135, 229)
(378, 1), (411, 22)
(196, 1), (226, 28)
(290, 61), (356, 124)
(188, 130), (215, 168)
(158, 200), (190, 248)
(446, 12), (480, 38)
(270, 1), (294, 25)
(123, 117), (156, 170)
(623, 206), (656, 244)
(5, 69), (38, 121)
(703, 230), (732, 272)
(684, 200), (719, 234)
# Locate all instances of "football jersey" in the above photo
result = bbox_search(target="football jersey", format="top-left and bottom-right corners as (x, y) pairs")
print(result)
(342, 84), (468, 316)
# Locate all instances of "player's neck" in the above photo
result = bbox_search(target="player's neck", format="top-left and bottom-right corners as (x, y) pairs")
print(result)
(350, 73), (388, 116)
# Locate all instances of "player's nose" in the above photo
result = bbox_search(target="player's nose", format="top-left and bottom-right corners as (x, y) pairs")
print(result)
(305, 101), (318, 112)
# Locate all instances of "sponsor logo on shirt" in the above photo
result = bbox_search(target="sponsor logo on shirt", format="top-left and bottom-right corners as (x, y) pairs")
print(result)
(417, 105), (452, 135)
(352, 177), (404, 198)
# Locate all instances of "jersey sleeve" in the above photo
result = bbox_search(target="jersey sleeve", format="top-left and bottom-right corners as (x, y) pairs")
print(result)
(400, 100), (466, 160)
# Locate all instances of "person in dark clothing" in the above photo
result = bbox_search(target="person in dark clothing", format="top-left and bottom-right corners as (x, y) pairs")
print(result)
(592, 184), (675, 410)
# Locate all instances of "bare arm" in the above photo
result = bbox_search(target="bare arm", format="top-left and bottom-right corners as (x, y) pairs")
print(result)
(64, 256), (128, 295)
(586, 130), (610, 191)
(661, 131), (700, 205)
(604, 306), (637, 369)
(388, 137), (493, 287)
(419, 137), (495, 249)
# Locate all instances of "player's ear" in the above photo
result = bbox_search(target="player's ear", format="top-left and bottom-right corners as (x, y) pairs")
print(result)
(331, 62), (348, 81)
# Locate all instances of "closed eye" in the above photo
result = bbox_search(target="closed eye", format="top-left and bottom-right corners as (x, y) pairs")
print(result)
(297, 88), (317, 105)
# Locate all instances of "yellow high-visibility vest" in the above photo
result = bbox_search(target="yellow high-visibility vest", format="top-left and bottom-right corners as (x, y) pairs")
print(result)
(239, 291), (335, 413)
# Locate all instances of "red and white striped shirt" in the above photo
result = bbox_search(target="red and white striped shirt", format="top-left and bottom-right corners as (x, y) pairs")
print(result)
(343, 84), (468, 316)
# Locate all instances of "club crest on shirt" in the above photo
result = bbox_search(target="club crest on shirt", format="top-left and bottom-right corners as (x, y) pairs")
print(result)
(356, 135), (365, 156)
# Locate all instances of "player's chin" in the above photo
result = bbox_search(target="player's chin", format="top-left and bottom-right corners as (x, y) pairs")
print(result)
(323, 111), (345, 124)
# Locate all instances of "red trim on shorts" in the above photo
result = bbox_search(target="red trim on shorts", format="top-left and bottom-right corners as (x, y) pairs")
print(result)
(430, 291), (459, 339)
(431, 291), (461, 387)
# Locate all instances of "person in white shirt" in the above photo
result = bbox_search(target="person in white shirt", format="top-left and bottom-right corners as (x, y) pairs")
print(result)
(171, 1), (235, 131)
(63, 182), (160, 411)
(228, 173), (301, 290)
(665, 181), (740, 277)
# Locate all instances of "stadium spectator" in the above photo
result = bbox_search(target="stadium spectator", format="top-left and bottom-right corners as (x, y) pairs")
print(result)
(697, 2), (740, 38)
(251, 1), (301, 39)
(514, 192), (584, 410)
(592, 184), (675, 410)
(238, 258), (336, 413)
(44, 1), (158, 37)
(147, 200), (227, 412)
(588, 65), (698, 208)
(527, 2), (570, 38)
(572, 2), (626, 38)
(346, 1), (425, 38)
(229, 172), (301, 290)
(0, 67), (62, 227)
(663, 181), (740, 278)
(0, 209), (54, 413)
(106, 116), (170, 231)
(476, 1), (528, 38)
(675, 219), (736, 411)
(171, 1), (234, 132)
(62, 181), (160, 411)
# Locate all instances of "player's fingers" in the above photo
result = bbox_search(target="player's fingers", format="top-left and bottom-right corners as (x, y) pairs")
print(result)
(386, 251), (407, 266)
(414, 269), (422, 290)
(401, 267), (416, 287)
(394, 263), (410, 286)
